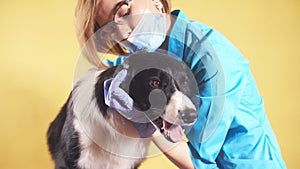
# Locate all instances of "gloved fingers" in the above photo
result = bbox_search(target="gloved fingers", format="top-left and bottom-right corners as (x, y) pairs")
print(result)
(110, 101), (130, 114)
(110, 69), (128, 88)
(111, 99), (132, 111)
(111, 88), (133, 106)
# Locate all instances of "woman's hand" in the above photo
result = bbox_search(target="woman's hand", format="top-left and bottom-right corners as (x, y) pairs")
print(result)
(104, 69), (134, 114)
(104, 69), (157, 138)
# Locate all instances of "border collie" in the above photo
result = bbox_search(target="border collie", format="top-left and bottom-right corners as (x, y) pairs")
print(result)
(47, 52), (198, 169)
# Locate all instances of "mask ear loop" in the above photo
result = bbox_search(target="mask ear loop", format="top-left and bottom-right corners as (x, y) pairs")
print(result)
(147, 0), (149, 8)
(155, 1), (163, 13)
(149, 0), (163, 13)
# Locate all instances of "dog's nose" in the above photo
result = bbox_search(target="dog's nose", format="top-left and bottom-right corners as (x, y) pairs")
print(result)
(179, 109), (198, 124)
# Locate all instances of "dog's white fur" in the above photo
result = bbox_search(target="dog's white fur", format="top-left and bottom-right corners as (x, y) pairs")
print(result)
(70, 70), (150, 169)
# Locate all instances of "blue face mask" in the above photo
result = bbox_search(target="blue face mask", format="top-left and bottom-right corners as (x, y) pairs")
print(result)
(121, 9), (167, 53)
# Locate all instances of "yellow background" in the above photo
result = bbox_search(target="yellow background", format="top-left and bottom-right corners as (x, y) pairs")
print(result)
(0, 0), (299, 168)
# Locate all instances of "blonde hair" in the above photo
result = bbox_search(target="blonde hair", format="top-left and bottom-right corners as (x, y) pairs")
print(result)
(75, 0), (172, 67)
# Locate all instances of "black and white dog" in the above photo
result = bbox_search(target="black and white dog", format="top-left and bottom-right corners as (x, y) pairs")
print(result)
(47, 52), (198, 169)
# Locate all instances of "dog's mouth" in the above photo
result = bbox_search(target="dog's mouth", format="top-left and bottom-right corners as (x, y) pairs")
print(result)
(152, 117), (184, 143)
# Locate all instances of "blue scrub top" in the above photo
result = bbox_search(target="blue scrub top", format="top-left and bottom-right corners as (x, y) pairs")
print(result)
(168, 10), (286, 168)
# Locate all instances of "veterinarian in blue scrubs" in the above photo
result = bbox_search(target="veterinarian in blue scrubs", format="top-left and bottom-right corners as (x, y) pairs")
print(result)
(75, 0), (286, 168)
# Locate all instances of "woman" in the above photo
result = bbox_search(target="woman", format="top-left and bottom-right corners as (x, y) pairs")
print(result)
(75, 0), (286, 168)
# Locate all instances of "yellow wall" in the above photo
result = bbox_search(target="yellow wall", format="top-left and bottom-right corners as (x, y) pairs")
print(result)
(0, 0), (299, 168)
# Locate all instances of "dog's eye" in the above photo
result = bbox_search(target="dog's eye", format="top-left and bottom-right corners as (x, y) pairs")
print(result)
(149, 80), (160, 88)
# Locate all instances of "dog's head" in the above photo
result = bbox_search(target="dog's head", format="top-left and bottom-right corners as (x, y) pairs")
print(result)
(116, 52), (199, 142)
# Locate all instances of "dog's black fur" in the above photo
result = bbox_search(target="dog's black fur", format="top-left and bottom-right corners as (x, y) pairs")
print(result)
(47, 97), (81, 169)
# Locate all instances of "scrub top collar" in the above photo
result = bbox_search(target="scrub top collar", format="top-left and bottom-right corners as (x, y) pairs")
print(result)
(168, 10), (189, 60)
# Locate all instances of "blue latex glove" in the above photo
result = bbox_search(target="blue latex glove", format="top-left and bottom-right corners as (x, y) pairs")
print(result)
(104, 69), (156, 138)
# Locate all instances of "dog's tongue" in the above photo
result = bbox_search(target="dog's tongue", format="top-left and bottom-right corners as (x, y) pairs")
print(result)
(163, 120), (184, 142)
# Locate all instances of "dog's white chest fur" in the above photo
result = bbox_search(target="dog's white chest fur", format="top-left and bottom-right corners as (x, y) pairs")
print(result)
(73, 116), (149, 169)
